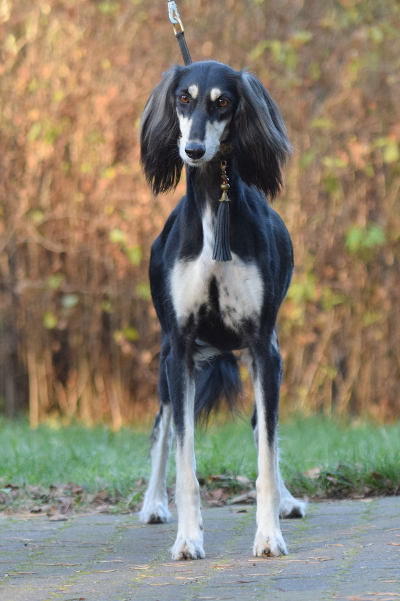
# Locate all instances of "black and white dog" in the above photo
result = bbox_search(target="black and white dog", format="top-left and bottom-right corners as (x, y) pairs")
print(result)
(139, 60), (306, 560)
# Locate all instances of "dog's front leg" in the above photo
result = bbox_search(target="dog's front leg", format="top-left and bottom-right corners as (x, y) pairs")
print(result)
(251, 340), (288, 557)
(167, 351), (204, 560)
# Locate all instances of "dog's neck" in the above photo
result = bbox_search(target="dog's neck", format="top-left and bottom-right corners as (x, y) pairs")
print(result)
(185, 157), (241, 214)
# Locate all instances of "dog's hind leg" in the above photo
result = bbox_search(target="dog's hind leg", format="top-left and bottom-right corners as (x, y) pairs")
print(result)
(139, 346), (173, 524)
(251, 405), (306, 520)
(278, 469), (307, 519)
(139, 403), (172, 524)
(167, 348), (205, 560)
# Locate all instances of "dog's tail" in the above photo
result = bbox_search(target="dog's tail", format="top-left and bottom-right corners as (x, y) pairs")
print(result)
(194, 353), (242, 421)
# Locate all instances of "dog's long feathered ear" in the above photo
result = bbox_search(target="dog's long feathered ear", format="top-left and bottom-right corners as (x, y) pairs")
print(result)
(233, 71), (291, 199)
(140, 66), (183, 195)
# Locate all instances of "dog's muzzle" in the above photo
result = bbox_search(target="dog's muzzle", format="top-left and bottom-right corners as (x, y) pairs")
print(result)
(185, 142), (206, 160)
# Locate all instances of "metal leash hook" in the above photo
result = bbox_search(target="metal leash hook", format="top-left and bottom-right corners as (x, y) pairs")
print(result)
(168, 1), (184, 34)
(167, 1), (193, 65)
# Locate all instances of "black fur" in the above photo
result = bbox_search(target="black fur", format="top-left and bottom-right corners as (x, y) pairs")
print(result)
(194, 353), (242, 421)
(140, 68), (183, 194)
(139, 60), (303, 560)
(141, 61), (293, 435)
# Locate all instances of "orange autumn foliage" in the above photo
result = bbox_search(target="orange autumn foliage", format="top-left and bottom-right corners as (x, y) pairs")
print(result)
(0, 0), (399, 425)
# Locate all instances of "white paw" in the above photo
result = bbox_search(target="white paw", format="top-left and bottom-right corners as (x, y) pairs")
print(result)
(279, 496), (307, 519)
(171, 537), (205, 560)
(139, 501), (171, 524)
(253, 530), (288, 557)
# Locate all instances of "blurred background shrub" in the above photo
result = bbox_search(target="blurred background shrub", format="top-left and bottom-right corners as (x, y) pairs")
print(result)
(0, 0), (399, 426)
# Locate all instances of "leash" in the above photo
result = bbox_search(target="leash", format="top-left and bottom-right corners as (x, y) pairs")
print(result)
(167, 2), (232, 261)
(168, 1), (192, 66)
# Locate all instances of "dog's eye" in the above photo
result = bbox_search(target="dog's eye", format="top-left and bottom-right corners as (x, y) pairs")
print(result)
(217, 98), (229, 108)
(179, 94), (190, 104)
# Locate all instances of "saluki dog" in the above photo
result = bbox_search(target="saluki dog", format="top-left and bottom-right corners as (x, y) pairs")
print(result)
(139, 60), (306, 560)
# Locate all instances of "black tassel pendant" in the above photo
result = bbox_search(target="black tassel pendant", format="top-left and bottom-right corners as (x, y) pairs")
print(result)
(212, 161), (232, 262)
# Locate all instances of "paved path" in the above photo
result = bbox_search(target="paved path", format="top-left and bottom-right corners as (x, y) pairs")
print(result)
(0, 497), (399, 601)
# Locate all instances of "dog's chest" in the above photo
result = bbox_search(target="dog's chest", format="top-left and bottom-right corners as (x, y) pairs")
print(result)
(170, 207), (263, 333)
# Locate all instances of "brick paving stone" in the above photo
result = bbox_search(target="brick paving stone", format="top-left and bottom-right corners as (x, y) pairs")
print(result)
(0, 497), (399, 600)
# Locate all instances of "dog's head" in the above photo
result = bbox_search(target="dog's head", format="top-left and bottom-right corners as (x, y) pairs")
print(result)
(140, 61), (290, 198)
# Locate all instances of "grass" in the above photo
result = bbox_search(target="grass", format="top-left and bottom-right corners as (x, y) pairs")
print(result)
(0, 416), (399, 514)
(195, 416), (400, 499)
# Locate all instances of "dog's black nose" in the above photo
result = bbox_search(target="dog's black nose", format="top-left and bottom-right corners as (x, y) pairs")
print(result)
(185, 142), (206, 160)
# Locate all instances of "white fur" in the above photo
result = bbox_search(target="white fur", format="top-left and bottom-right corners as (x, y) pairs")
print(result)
(245, 342), (306, 536)
(171, 376), (205, 560)
(188, 84), (199, 99)
(252, 377), (287, 557)
(139, 404), (173, 524)
(177, 113), (228, 165)
(210, 87), (222, 101)
(170, 206), (263, 333)
(278, 470), (307, 519)
(177, 114), (193, 154)
(203, 119), (228, 160)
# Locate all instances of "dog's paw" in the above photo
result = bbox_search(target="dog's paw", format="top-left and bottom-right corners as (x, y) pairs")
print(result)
(279, 496), (307, 519)
(253, 530), (288, 557)
(139, 501), (171, 524)
(171, 537), (205, 560)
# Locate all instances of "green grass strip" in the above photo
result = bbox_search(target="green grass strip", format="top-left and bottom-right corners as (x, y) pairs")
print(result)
(0, 416), (399, 512)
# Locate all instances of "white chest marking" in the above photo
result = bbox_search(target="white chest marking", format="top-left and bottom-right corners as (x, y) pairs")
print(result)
(170, 206), (263, 332)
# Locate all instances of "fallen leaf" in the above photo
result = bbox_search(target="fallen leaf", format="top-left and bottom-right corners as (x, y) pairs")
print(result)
(71, 486), (84, 495)
(326, 475), (339, 485)
(38, 563), (80, 566)
(229, 492), (251, 505)
(210, 488), (226, 500)
(98, 559), (124, 563)
(48, 511), (68, 522)
(27, 485), (42, 496)
(94, 504), (110, 513)
(325, 544), (344, 547)
(304, 467), (321, 479)
(236, 475), (251, 486)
